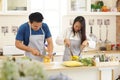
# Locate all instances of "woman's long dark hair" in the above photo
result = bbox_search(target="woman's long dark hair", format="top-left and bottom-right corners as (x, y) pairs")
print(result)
(72, 16), (86, 44)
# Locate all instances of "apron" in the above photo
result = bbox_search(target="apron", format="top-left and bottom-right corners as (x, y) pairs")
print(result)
(25, 25), (46, 61)
(63, 31), (81, 61)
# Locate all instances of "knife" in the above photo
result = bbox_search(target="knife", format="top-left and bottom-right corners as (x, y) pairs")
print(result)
(40, 52), (56, 57)
(78, 48), (82, 56)
(69, 47), (74, 56)
(39, 52), (56, 61)
(78, 45), (85, 56)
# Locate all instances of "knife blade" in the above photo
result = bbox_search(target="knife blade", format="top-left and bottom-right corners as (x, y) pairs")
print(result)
(69, 47), (74, 56)
(39, 52), (56, 57)
(39, 52), (56, 62)
(78, 45), (85, 56)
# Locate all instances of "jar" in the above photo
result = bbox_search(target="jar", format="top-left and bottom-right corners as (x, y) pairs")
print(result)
(99, 42), (106, 51)
(117, 43), (120, 50)
(106, 42), (112, 51)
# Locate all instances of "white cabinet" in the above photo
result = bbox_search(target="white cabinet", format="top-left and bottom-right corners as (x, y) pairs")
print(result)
(0, 0), (30, 15)
(0, 0), (3, 13)
(68, 0), (91, 13)
(68, 0), (120, 15)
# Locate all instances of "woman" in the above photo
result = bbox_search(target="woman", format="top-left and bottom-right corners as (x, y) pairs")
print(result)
(63, 16), (88, 61)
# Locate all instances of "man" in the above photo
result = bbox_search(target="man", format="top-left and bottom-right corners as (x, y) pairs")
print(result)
(15, 12), (53, 61)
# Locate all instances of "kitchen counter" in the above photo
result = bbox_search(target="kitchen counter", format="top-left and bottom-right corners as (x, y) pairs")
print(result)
(44, 62), (119, 80)
(0, 50), (120, 80)
(0, 55), (24, 60)
(54, 50), (120, 56)
(80, 50), (120, 54)
(0, 50), (120, 62)
(44, 62), (119, 70)
(0, 55), (119, 80)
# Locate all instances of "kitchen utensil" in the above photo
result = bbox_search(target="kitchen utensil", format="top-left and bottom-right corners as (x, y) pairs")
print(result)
(51, 53), (56, 61)
(97, 19), (103, 42)
(0, 48), (3, 55)
(97, 19), (106, 50)
(88, 19), (97, 42)
(1, 26), (8, 36)
(69, 45), (85, 61)
(41, 53), (56, 63)
(40, 52), (56, 58)
(69, 48), (79, 61)
(104, 19), (110, 43)
(78, 45), (84, 56)
(69, 47), (74, 57)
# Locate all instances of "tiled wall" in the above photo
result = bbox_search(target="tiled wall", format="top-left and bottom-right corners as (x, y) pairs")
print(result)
(62, 15), (116, 44)
(52, 15), (117, 53)
(0, 15), (28, 48)
(0, 15), (118, 53)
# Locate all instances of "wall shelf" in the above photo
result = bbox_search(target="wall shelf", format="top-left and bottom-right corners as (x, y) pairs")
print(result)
(68, 0), (120, 16)
(67, 12), (120, 16)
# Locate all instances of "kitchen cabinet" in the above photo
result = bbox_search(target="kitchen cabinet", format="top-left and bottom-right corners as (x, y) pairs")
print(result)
(68, 0), (120, 15)
(45, 62), (119, 80)
(0, 0), (3, 12)
(0, 0), (30, 15)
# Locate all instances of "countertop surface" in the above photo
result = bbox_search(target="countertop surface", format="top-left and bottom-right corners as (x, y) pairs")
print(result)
(81, 50), (120, 54)
(0, 56), (119, 71)
(43, 61), (119, 71)
(0, 50), (120, 58)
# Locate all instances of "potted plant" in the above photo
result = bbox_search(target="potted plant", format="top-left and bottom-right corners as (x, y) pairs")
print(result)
(95, 5), (101, 12)
(0, 58), (48, 80)
(91, 4), (95, 12)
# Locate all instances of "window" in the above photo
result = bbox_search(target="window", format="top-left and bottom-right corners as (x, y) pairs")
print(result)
(30, 0), (67, 46)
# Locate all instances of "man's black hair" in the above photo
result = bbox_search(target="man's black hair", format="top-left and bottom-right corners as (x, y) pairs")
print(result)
(29, 12), (44, 23)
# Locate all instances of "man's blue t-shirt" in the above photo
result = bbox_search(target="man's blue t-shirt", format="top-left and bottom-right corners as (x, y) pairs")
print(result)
(16, 22), (52, 46)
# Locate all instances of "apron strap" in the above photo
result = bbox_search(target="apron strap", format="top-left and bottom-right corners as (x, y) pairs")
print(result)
(28, 22), (45, 39)
(68, 28), (81, 56)
(41, 28), (45, 39)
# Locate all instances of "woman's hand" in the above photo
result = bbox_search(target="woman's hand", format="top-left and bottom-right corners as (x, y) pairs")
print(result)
(64, 39), (71, 47)
(82, 40), (88, 46)
(81, 40), (88, 48)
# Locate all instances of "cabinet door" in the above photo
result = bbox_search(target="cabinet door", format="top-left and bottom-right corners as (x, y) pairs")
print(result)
(68, 0), (91, 14)
(0, 0), (4, 13)
(4, 0), (30, 15)
(0, 0), (2, 12)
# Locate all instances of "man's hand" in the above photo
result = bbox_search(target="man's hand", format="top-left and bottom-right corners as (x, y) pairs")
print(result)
(64, 39), (71, 47)
(47, 53), (53, 58)
(31, 48), (41, 56)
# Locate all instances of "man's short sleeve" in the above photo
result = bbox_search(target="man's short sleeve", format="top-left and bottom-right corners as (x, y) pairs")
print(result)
(16, 25), (25, 41)
(42, 23), (52, 39)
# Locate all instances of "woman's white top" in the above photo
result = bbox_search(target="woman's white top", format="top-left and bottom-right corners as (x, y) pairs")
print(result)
(63, 27), (80, 40)
(56, 27), (96, 48)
